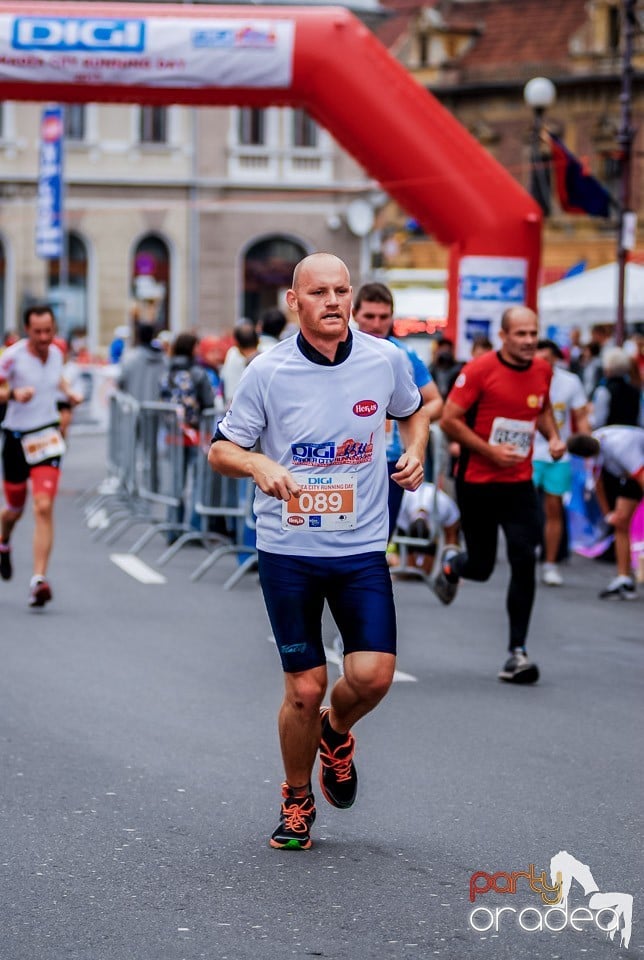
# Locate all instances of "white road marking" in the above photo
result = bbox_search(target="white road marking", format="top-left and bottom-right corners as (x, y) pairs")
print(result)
(110, 554), (167, 584)
(266, 634), (417, 683)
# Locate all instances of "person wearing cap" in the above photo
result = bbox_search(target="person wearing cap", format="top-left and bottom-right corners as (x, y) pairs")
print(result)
(533, 339), (590, 586)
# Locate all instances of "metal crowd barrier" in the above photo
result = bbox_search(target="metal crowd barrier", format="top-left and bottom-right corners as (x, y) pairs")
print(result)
(126, 402), (208, 555)
(154, 407), (257, 574)
(390, 422), (452, 586)
(83, 390), (140, 535)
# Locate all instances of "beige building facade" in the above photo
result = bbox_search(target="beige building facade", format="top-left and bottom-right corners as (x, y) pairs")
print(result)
(0, 97), (373, 351)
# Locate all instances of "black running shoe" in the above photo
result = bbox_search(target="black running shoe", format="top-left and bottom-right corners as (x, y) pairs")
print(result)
(319, 708), (357, 809)
(599, 577), (637, 600)
(0, 545), (11, 581)
(498, 649), (539, 684)
(269, 783), (316, 850)
(432, 546), (461, 605)
(29, 577), (52, 608)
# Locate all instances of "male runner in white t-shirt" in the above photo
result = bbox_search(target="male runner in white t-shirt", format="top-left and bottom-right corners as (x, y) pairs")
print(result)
(209, 253), (429, 850)
(0, 305), (83, 606)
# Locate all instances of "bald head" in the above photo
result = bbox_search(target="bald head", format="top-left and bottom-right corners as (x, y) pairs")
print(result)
(292, 253), (350, 291)
(501, 306), (538, 333)
(286, 253), (353, 358)
(499, 305), (539, 365)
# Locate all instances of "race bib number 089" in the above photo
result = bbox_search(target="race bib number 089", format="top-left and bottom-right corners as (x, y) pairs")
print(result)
(282, 474), (357, 531)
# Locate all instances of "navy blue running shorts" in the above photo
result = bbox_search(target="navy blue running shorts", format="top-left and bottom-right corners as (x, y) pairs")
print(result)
(257, 549), (397, 673)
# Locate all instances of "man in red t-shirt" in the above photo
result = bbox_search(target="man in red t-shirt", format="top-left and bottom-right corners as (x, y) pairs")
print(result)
(437, 306), (566, 684)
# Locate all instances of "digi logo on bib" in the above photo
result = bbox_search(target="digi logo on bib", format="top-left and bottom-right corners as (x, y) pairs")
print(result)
(12, 17), (146, 53)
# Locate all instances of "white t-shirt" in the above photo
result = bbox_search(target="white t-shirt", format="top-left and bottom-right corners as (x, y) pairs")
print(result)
(0, 339), (63, 432)
(594, 426), (644, 479)
(217, 331), (421, 556)
(533, 365), (587, 462)
(396, 483), (460, 538)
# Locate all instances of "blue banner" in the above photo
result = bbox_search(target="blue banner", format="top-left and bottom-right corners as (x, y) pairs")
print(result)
(36, 105), (64, 259)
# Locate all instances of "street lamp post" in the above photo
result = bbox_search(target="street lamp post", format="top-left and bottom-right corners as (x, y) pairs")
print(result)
(615, 0), (637, 347)
(523, 77), (557, 217)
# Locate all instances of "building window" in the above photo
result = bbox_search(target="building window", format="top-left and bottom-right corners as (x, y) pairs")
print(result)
(131, 234), (170, 330)
(243, 235), (307, 323)
(64, 104), (86, 142)
(47, 230), (88, 339)
(608, 5), (620, 53)
(291, 109), (318, 149)
(139, 106), (167, 144)
(238, 108), (266, 146)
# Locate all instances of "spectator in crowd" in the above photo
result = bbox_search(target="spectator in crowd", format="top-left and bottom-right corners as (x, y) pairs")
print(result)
(159, 332), (215, 536)
(220, 323), (260, 406)
(429, 337), (463, 399)
(109, 325), (130, 365)
(117, 322), (166, 403)
(623, 332), (643, 388)
(533, 339), (590, 586)
(591, 346), (643, 428)
(580, 341), (603, 398)
(390, 481), (460, 576)
(197, 336), (227, 402)
(258, 308), (287, 352)
(470, 335), (493, 359)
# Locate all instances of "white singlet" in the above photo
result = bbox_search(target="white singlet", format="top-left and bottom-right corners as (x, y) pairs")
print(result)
(0, 340), (63, 432)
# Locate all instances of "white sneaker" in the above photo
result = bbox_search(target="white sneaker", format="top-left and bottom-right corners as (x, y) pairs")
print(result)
(542, 564), (563, 587)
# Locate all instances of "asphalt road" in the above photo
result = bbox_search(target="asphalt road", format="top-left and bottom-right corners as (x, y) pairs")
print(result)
(1, 431), (642, 960)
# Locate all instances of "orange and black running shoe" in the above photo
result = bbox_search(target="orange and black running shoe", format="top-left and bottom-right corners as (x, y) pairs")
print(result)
(269, 783), (316, 850)
(319, 708), (358, 809)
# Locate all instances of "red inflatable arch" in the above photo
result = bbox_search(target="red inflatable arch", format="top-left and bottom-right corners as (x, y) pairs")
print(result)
(0, 1), (542, 351)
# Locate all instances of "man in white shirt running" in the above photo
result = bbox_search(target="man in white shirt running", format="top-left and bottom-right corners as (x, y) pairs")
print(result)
(209, 253), (429, 850)
(533, 339), (590, 586)
(0, 305), (83, 607)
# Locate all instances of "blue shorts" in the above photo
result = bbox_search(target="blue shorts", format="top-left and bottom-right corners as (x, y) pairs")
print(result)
(533, 459), (572, 497)
(257, 550), (397, 673)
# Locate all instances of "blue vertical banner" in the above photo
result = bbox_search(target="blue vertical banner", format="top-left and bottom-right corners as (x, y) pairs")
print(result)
(36, 105), (64, 259)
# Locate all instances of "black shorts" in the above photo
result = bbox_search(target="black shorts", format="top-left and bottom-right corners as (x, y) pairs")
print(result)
(1, 427), (62, 484)
(257, 550), (397, 673)
(601, 467), (643, 507)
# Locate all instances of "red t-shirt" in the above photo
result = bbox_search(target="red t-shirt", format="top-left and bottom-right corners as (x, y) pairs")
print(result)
(448, 351), (553, 483)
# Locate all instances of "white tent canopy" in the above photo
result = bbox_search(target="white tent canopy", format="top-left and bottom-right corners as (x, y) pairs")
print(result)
(538, 262), (644, 329)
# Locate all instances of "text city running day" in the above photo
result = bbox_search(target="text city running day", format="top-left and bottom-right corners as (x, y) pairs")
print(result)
(468, 864), (624, 937)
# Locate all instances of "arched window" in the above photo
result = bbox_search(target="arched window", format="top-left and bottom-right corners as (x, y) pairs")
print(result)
(243, 236), (308, 323)
(131, 234), (170, 330)
(47, 230), (88, 339)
